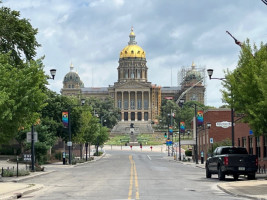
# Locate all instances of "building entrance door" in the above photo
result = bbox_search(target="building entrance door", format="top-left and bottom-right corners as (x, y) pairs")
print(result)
(124, 112), (128, 121)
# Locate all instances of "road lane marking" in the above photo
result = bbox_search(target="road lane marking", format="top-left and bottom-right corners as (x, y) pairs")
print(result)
(147, 155), (151, 160)
(128, 155), (140, 200)
(134, 162), (139, 199)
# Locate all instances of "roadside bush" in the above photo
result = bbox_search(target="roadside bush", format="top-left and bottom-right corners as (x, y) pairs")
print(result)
(93, 152), (103, 156)
(54, 152), (62, 160)
(185, 150), (192, 156)
(2, 169), (30, 177)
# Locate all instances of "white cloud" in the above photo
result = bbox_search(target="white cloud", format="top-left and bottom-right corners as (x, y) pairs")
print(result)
(3, 0), (267, 108)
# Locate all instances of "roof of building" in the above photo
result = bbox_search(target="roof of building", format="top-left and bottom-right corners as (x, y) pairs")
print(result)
(161, 86), (181, 93)
(81, 87), (109, 94)
(120, 28), (146, 59)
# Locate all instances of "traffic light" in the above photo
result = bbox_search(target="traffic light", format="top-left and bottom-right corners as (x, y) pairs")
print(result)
(164, 132), (167, 138)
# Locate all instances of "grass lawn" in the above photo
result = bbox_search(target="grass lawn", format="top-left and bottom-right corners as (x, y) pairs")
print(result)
(106, 133), (166, 146)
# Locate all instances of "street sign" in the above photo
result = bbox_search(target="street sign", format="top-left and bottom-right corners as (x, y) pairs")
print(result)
(23, 154), (31, 161)
(67, 141), (72, 146)
(210, 138), (214, 144)
(166, 140), (173, 146)
(216, 121), (232, 128)
(26, 132), (38, 143)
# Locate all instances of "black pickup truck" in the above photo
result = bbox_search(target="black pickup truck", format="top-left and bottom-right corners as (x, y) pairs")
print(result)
(206, 146), (258, 180)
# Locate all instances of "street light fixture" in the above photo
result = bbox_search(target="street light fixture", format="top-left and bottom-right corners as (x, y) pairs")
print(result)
(67, 98), (86, 165)
(31, 69), (56, 172)
(48, 69), (57, 80)
(207, 69), (235, 147)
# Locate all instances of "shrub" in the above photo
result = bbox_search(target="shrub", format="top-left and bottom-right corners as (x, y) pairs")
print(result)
(55, 152), (62, 160)
(185, 150), (192, 156)
(2, 169), (30, 177)
(93, 152), (103, 156)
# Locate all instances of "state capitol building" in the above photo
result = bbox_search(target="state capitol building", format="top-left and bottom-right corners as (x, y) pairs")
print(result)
(61, 28), (205, 132)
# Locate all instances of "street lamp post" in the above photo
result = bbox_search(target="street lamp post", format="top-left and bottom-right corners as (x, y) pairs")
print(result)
(67, 99), (85, 165)
(178, 99), (184, 161)
(194, 104), (199, 164)
(207, 69), (235, 147)
(31, 69), (56, 172)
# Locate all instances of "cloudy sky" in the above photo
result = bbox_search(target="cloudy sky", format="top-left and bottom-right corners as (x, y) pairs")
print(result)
(2, 0), (267, 107)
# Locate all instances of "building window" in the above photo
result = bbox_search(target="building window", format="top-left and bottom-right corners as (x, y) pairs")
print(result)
(131, 70), (134, 78)
(137, 70), (141, 78)
(238, 138), (240, 147)
(138, 112), (142, 121)
(130, 99), (135, 109)
(144, 100), (148, 110)
(137, 99), (142, 109)
(124, 112), (128, 121)
(242, 137), (247, 148)
(248, 136), (253, 154)
(256, 136), (261, 158)
(117, 100), (122, 109)
(190, 94), (198, 101)
(144, 112), (148, 121)
(124, 100), (128, 110)
(264, 136), (267, 158)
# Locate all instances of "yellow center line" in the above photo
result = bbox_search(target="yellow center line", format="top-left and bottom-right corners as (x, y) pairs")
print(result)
(128, 155), (133, 199)
(134, 162), (140, 199)
(128, 155), (140, 200)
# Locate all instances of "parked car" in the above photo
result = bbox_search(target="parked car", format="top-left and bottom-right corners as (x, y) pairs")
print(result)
(206, 146), (258, 180)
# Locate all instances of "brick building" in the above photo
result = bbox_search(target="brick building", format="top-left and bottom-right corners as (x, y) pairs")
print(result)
(197, 109), (267, 168)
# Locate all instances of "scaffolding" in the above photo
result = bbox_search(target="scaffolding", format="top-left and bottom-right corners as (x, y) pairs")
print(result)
(177, 64), (207, 105)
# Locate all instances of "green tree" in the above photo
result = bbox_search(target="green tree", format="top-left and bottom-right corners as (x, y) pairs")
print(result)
(93, 125), (109, 156)
(159, 99), (180, 128)
(222, 40), (267, 135)
(74, 109), (99, 159)
(0, 5), (40, 65)
(84, 97), (120, 128)
(0, 54), (48, 144)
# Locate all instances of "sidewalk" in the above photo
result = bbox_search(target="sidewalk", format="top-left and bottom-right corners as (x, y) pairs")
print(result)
(0, 153), (105, 200)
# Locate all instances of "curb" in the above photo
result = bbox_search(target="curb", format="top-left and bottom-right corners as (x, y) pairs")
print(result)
(0, 184), (44, 200)
(217, 184), (256, 200)
(11, 170), (55, 183)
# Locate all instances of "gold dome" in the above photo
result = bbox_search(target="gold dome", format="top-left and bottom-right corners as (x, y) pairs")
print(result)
(120, 45), (146, 58)
(120, 27), (146, 59)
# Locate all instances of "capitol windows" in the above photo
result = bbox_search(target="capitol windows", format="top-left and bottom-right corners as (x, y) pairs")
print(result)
(144, 112), (148, 121)
(131, 50), (134, 54)
(117, 100), (122, 109)
(130, 99), (135, 109)
(138, 112), (142, 121)
(144, 100), (148, 110)
(124, 69), (128, 78)
(124, 100), (128, 110)
(131, 70), (134, 78)
(137, 70), (141, 78)
(137, 99), (142, 109)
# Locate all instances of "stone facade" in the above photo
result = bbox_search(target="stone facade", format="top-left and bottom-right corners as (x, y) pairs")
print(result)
(61, 28), (205, 124)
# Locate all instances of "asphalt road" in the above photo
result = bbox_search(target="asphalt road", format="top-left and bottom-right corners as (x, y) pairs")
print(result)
(21, 150), (246, 200)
